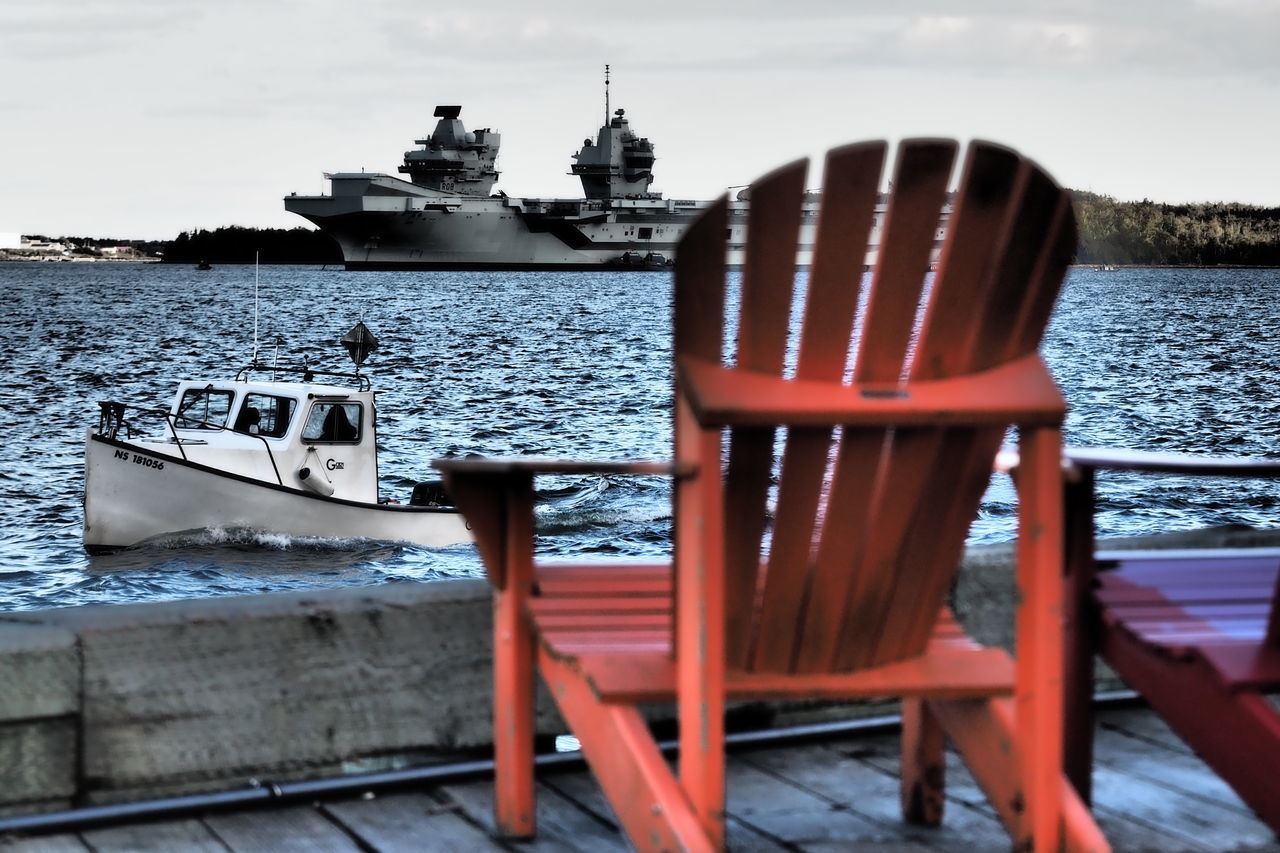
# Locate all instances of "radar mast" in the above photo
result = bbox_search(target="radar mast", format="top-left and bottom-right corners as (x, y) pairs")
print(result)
(571, 67), (659, 200)
(398, 106), (501, 196)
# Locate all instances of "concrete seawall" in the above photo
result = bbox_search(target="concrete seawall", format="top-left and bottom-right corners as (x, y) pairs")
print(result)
(4, 526), (1277, 816)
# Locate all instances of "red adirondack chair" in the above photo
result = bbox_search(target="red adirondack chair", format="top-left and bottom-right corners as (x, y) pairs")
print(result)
(1063, 448), (1280, 830)
(435, 139), (1108, 851)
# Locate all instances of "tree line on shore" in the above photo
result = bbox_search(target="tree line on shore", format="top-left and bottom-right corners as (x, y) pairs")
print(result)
(1072, 192), (1280, 266)
(162, 227), (342, 265)
(34, 196), (1280, 267)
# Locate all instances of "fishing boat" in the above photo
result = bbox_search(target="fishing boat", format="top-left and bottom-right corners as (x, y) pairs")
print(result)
(82, 322), (470, 554)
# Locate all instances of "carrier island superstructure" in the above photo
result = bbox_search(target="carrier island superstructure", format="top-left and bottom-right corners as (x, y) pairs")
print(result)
(285, 99), (943, 271)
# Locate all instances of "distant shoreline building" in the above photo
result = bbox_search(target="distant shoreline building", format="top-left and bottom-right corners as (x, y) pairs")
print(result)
(0, 235), (155, 262)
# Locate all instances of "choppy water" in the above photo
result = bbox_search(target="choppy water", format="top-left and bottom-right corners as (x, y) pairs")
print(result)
(2, 262), (1279, 610)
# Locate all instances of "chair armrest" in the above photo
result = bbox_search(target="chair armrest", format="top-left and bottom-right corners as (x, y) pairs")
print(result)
(432, 457), (684, 590)
(1066, 447), (1280, 479)
(677, 351), (1064, 428)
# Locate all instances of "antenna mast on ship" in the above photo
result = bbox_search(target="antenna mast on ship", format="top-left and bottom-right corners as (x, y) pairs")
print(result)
(604, 64), (610, 125)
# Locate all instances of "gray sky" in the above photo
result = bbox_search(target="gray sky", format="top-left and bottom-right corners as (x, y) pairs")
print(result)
(3, 0), (1278, 240)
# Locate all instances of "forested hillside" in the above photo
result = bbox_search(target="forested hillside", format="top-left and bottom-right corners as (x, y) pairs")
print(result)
(1073, 191), (1280, 266)
(161, 227), (342, 265)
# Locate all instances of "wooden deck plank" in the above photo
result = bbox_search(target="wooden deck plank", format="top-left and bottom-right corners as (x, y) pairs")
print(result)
(203, 805), (362, 853)
(1093, 717), (1264, 814)
(322, 792), (504, 852)
(1103, 704), (1196, 754)
(722, 759), (932, 852)
(738, 737), (1010, 851)
(438, 777), (629, 852)
(80, 819), (227, 852)
(846, 704), (1273, 853)
(1089, 762), (1280, 851)
(543, 761), (791, 851)
(0, 837), (90, 853)
(844, 729), (997, 817)
(858, 728), (1209, 852)
(830, 723), (1180, 853)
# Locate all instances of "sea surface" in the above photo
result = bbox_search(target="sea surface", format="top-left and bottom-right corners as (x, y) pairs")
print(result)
(3, 262), (1279, 611)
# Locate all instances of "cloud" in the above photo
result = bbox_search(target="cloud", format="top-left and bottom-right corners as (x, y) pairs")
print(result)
(0, 1), (203, 61)
(663, 4), (1280, 79)
(378, 11), (608, 65)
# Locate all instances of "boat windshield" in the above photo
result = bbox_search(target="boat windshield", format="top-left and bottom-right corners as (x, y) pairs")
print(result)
(235, 393), (295, 438)
(302, 402), (362, 443)
(175, 389), (235, 430)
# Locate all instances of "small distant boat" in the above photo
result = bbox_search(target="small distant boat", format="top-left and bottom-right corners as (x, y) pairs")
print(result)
(82, 322), (470, 554)
(609, 250), (673, 270)
(196, 260), (212, 270)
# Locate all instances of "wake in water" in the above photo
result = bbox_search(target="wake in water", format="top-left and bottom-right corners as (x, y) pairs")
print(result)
(534, 473), (671, 536)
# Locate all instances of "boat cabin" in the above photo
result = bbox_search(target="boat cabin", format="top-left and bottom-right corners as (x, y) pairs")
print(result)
(128, 377), (381, 504)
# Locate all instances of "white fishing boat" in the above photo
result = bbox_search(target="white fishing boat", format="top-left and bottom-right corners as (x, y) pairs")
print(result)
(82, 322), (470, 554)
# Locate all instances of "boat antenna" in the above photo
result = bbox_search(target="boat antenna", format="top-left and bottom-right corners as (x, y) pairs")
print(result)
(604, 64), (610, 124)
(252, 250), (260, 364)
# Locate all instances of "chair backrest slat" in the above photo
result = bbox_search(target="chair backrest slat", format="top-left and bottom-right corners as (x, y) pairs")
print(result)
(849, 151), (1078, 669)
(792, 141), (957, 673)
(795, 142), (889, 383)
(910, 143), (1028, 381)
(721, 162), (808, 666)
(968, 164), (1075, 371)
(883, 189), (1080, 660)
(673, 199), (728, 363)
(852, 140), (958, 384)
(672, 198), (729, 651)
(832, 144), (1038, 669)
(750, 143), (886, 672)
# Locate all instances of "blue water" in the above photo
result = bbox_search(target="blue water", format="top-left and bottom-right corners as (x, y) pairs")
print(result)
(2, 262), (1279, 610)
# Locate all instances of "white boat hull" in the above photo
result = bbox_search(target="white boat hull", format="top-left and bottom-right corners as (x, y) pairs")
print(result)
(83, 432), (471, 553)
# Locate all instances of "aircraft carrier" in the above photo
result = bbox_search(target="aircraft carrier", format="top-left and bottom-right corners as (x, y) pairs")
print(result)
(284, 79), (931, 271)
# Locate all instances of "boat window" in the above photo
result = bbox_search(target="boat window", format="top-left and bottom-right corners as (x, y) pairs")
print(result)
(302, 402), (362, 443)
(236, 394), (295, 438)
(175, 389), (235, 430)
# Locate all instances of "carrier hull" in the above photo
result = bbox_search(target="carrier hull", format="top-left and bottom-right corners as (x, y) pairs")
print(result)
(286, 175), (710, 271)
(285, 175), (865, 271)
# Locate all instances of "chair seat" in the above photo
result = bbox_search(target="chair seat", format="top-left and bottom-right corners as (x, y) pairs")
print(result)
(1095, 551), (1280, 689)
(531, 561), (1014, 702)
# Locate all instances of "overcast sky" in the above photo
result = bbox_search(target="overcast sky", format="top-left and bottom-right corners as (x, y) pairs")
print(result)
(3, 0), (1278, 240)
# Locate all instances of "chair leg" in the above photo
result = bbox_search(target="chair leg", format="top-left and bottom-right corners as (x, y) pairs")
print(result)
(1015, 426), (1066, 851)
(901, 698), (945, 825)
(448, 469), (540, 837)
(1062, 467), (1098, 805)
(492, 585), (535, 837)
(538, 648), (716, 852)
(933, 697), (1110, 852)
(1102, 625), (1280, 833)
